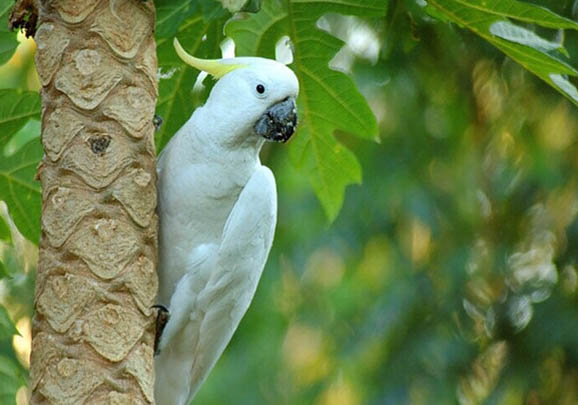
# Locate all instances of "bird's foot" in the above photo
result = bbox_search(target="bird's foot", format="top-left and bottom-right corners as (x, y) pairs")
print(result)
(153, 114), (163, 132)
(152, 304), (170, 355)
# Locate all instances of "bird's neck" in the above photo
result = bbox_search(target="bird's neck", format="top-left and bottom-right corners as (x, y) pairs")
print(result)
(187, 104), (265, 162)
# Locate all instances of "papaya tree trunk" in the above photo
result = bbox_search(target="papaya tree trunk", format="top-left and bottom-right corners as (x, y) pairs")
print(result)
(22, 0), (159, 403)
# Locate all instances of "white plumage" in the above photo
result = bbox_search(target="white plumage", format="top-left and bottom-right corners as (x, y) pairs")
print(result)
(154, 40), (299, 405)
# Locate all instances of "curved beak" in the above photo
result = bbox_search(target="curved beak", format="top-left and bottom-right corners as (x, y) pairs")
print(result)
(253, 97), (298, 143)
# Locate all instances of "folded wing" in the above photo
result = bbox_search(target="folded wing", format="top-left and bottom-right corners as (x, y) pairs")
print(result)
(154, 165), (277, 405)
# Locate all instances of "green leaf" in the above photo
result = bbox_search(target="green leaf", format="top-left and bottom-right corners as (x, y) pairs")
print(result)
(0, 0), (19, 66)
(155, 0), (228, 38)
(489, 21), (567, 55)
(0, 305), (18, 340)
(155, 16), (206, 149)
(0, 355), (23, 405)
(0, 89), (41, 147)
(197, 0), (229, 20)
(0, 139), (42, 244)
(442, 0), (578, 30)
(424, 0), (578, 106)
(240, 0), (261, 13)
(155, 0), (196, 38)
(0, 240), (23, 278)
(0, 91), (41, 243)
(156, 13), (230, 151)
(0, 260), (8, 279)
(549, 73), (578, 104)
(0, 215), (10, 243)
(4, 119), (40, 156)
(226, 0), (386, 220)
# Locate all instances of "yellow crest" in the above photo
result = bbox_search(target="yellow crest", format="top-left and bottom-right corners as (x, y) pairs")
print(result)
(173, 38), (246, 79)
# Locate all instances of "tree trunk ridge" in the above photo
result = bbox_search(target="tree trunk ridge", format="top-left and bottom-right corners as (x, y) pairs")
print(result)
(28, 0), (158, 403)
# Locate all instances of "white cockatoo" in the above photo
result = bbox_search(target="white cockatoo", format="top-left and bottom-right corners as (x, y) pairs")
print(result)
(154, 38), (299, 405)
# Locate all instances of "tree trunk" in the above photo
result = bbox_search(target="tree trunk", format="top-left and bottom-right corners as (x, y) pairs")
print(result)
(24, 1), (159, 403)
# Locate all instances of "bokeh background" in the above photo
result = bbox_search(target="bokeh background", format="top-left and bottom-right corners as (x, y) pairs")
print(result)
(1, 0), (578, 404)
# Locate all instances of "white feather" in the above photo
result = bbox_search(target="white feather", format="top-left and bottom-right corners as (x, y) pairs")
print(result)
(154, 56), (298, 405)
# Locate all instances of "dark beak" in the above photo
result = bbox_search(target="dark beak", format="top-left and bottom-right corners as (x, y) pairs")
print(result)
(254, 97), (298, 143)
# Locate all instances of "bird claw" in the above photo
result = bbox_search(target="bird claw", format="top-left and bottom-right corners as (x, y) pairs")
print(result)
(153, 114), (163, 132)
(152, 305), (170, 355)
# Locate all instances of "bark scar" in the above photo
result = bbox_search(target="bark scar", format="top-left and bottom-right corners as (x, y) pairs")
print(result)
(89, 135), (112, 155)
(8, 0), (38, 38)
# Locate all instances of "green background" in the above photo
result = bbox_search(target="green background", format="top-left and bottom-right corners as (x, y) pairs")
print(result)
(1, 0), (578, 404)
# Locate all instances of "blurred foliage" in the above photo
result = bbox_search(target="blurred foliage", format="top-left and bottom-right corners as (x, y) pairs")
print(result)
(424, 0), (578, 106)
(0, 204), (35, 405)
(1, 0), (578, 404)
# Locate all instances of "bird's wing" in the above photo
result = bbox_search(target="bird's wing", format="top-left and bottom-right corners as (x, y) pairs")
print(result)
(154, 242), (216, 405)
(154, 165), (277, 405)
(157, 243), (217, 352)
(187, 164), (277, 401)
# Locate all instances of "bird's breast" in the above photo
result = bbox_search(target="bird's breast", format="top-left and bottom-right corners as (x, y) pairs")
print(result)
(157, 159), (255, 290)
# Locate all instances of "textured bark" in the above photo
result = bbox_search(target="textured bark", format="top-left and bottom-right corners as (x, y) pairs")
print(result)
(26, 0), (159, 403)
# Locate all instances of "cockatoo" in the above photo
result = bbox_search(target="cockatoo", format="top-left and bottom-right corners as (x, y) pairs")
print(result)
(154, 38), (299, 405)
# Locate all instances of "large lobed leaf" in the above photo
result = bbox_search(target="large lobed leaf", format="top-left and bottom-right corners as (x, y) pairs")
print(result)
(227, 0), (387, 220)
(424, 0), (578, 106)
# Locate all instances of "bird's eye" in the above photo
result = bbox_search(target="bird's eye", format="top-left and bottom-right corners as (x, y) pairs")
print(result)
(256, 84), (266, 94)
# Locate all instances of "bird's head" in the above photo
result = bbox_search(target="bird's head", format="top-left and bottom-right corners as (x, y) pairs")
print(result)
(174, 38), (299, 148)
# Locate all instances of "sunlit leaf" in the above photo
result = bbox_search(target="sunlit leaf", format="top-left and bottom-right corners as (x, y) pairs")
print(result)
(227, 0), (387, 220)
(489, 21), (566, 54)
(0, 89), (41, 147)
(0, 139), (42, 244)
(550, 73), (578, 104)
(0, 0), (19, 66)
(424, 0), (578, 106)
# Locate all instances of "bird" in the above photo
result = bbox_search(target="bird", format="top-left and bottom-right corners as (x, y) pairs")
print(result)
(153, 38), (299, 405)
